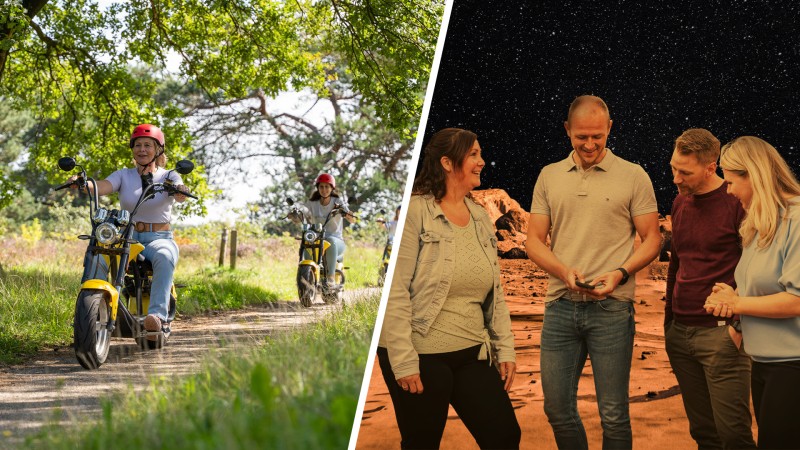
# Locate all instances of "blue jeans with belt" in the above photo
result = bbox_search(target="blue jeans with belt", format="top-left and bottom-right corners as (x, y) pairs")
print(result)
(540, 297), (635, 450)
(92, 230), (178, 322)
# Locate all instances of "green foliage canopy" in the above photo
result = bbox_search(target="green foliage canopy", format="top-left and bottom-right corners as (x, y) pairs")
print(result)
(0, 0), (443, 213)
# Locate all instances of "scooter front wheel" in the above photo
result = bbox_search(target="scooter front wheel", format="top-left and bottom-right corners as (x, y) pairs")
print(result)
(74, 290), (112, 370)
(297, 265), (316, 307)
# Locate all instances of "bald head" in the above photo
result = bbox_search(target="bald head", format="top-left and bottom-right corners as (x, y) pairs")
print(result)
(566, 95), (610, 125)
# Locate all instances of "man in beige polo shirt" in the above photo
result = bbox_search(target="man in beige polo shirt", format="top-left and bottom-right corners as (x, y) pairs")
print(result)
(525, 95), (661, 450)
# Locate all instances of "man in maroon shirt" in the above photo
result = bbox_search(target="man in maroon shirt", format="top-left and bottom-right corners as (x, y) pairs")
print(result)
(666, 128), (755, 449)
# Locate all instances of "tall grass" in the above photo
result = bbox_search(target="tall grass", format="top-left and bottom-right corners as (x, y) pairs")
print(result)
(0, 229), (382, 364)
(23, 294), (379, 449)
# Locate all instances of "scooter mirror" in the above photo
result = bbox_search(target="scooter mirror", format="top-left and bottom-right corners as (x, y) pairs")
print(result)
(58, 157), (76, 172)
(175, 159), (195, 175)
(286, 198), (294, 206)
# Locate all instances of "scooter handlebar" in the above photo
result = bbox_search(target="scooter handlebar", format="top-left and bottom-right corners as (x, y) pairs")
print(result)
(53, 180), (76, 191)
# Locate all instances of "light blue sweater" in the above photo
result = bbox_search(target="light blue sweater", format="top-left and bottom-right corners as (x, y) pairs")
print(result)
(737, 197), (800, 362)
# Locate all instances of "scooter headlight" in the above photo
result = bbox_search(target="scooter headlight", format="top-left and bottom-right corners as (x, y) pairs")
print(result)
(303, 230), (318, 243)
(93, 208), (109, 224)
(95, 222), (119, 244)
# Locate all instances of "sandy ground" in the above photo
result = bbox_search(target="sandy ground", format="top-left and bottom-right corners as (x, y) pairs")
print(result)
(355, 259), (758, 450)
(0, 287), (377, 449)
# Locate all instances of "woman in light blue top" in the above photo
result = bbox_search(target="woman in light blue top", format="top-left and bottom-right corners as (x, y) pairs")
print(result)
(705, 136), (800, 449)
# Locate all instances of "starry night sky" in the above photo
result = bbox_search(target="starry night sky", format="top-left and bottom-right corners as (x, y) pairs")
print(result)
(422, 0), (800, 215)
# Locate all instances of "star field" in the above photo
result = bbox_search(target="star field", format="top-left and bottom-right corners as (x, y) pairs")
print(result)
(423, 0), (800, 214)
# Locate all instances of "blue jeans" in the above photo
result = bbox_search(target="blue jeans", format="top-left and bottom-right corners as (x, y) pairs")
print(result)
(540, 298), (635, 450)
(304, 235), (345, 281)
(93, 231), (178, 322)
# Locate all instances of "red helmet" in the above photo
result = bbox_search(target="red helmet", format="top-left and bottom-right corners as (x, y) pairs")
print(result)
(315, 173), (335, 189)
(130, 124), (165, 148)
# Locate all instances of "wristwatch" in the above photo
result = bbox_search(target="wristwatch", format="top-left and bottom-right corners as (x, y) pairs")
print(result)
(616, 267), (630, 285)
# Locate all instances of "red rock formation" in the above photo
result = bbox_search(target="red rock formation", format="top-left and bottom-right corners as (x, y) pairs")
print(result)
(472, 188), (529, 259)
(470, 189), (523, 224)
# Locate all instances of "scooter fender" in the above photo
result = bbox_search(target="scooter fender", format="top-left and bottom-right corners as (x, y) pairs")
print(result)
(80, 279), (120, 320)
(298, 260), (320, 279)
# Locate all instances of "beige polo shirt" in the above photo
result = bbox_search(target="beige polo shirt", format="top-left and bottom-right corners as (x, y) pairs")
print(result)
(530, 149), (658, 302)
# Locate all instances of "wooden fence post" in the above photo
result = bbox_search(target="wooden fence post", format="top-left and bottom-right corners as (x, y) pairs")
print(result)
(218, 228), (228, 267)
(229, 229), (237, 270)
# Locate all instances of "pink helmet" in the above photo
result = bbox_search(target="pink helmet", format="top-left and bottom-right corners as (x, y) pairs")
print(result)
(130, 124), (165, 148)
(315, 173), (335, 189)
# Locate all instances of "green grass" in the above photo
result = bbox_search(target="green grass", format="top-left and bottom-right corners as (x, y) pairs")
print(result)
(0, 235), (382, 364)
(0, 267), (78, 363)
(23, 294), (379, 450)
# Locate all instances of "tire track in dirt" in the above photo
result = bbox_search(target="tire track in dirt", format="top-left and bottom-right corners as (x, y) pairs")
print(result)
(0, 288), (379, 448)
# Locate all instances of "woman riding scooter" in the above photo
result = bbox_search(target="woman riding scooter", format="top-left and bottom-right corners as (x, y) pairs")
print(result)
(377, 205), (401, 244)
(74, 124), (188, 341)
(294, 173), (355, 292)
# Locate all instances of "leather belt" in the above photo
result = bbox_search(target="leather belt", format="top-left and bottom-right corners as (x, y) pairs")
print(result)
(134, 222), (170, 232)
(563, 291), (605, 302)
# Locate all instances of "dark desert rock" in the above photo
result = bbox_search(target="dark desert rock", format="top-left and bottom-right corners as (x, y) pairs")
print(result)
(496, 209), (529, 235)
(499, 247), (528, 259)
(496, 229), (516, 241)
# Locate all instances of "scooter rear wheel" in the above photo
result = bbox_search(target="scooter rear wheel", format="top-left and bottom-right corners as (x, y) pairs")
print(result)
(297, 265), (316, 307)
(74, 290), (112, 370)
(322, 269), (345, 305)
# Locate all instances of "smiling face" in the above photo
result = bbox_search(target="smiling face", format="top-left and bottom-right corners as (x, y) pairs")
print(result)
(565, 107), (612, 169)
(132, 137), (158, 166)
(451, 139), (485, 192)
(670, 150), (717, 196)
(722, 169), (753, 209)
(317, 182), (333, 198)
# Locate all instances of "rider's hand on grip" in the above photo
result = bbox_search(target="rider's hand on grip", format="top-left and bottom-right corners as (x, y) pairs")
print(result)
(55, 175), (84, 191)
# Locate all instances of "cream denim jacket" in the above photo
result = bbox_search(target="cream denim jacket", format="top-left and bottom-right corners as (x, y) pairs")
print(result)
(379, 194), (516, 379)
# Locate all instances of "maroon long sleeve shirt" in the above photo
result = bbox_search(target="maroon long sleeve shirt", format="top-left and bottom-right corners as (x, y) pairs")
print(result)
(665, 183), (745, 327)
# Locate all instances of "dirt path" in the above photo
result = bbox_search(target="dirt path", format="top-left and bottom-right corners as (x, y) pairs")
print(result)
(0, 288), (378, 448)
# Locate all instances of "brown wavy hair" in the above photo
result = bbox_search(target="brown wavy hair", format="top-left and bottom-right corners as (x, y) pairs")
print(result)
(309, 188), (342, 201)
(412, 128), (477, 200)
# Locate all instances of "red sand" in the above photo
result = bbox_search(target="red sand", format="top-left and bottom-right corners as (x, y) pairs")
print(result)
(355, 259), (758, 449)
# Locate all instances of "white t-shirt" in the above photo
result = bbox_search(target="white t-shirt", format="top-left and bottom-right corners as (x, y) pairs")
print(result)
(303, 197), (348, 239)
(386, 219), (398, 243)
(105, 167), (182, 223)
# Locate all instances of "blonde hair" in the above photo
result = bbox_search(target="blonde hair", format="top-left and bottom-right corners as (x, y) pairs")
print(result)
(720, 136), (800, 248)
